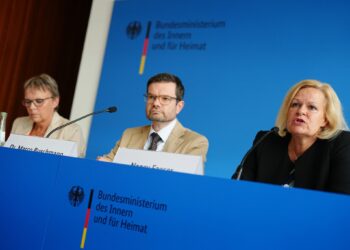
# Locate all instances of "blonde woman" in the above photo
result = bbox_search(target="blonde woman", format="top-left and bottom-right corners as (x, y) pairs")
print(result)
(11, 74), (86, 157)
(233, 80), (350, 194)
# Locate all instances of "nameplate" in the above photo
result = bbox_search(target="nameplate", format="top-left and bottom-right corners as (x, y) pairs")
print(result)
(4, 134), (78, 157)
(113, 148), (203, 175)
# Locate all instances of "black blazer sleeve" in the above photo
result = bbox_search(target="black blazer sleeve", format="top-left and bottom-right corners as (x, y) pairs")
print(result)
(328, 131), (350, 194)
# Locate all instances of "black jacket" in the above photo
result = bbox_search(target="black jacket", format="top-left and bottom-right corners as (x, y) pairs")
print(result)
(237, 130), (350, 195)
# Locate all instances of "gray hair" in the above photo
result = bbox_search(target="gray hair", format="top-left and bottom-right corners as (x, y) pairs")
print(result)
(24, 73), (60, 98)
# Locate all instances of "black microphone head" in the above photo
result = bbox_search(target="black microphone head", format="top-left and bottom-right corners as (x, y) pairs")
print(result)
(106, 106), (117, 113)
(271, 127), (279, 133)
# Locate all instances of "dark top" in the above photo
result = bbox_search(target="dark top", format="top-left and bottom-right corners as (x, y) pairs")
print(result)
(238, 130), (350, 195)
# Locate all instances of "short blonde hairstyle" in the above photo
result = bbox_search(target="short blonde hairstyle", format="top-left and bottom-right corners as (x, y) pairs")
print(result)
(275, 79), (348, 139)
(24, 73), (60, 98)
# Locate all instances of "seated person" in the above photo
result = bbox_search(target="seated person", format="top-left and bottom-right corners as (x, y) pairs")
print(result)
(232, 79), (350, 195)
(11, 73), (86, 157)
(98, 73), (209, 166)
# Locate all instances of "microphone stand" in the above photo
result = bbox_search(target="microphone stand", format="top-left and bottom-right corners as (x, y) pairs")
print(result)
(233, 127), (279, 180)
(46, 106), (117, 138)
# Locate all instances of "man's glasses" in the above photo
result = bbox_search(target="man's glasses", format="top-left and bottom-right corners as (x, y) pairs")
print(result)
(22, 97), (53, 107)
(144, 94), (178, 105)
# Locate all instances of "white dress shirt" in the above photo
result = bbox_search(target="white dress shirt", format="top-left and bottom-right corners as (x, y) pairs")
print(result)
(143, 119), (177, 151)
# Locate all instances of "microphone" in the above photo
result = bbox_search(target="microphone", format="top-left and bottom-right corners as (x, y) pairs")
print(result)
(232, 127), (279, 180)
(46, 106), (117, 138)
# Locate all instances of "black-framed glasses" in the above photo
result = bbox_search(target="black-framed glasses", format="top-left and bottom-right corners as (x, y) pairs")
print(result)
(144, 94), (178, 105)
(22, 97), (53, 107)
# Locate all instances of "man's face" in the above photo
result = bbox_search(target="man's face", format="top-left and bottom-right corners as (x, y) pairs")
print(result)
(146, 82), (184, 124)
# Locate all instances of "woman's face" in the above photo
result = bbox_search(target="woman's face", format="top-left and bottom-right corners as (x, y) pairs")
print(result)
(286, 87), (327, 140)
(24, 87), (59, 125)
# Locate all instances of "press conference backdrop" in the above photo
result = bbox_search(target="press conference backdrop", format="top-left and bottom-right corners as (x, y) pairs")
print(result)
(87, 0), (350, 178)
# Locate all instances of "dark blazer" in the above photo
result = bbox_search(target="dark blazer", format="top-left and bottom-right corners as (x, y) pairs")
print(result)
(238, 130), (350, 194)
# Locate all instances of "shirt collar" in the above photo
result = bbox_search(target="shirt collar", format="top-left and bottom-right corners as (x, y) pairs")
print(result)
(149, 118), (177, 143)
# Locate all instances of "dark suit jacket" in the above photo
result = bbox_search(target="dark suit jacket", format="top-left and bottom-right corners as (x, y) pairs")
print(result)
(238, 130), (350, 194)
(105, 120), (209, 163)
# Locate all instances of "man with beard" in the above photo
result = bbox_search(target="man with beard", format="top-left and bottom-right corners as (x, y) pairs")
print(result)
(97, 73), (208, 165)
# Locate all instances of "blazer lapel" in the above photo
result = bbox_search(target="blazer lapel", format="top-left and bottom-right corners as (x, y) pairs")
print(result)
(163, 121), (185, 152)
(44, 112), (60, 137)
(128, 126), (150, 149)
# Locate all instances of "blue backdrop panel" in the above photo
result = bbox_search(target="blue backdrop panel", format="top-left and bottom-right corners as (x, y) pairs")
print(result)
(1, 147), (350, 249)
(87, 0), (350, 178)
(0, 148), (59, 249)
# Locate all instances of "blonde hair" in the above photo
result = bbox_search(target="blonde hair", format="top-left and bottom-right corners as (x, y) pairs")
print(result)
(275, 79), (348, 139)
(24, 73), (59, 98)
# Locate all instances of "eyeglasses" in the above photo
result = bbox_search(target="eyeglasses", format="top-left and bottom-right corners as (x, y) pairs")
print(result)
(22, 97), (53, 107)
(144, 94), (178, 105)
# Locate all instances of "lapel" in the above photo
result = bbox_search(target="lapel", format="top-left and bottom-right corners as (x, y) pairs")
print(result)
(163, 121), (185, 152)
(44, 112), (60, 137)
(128, 126), (151, 149)
(294, 139), (327, 187)
(21, 117), (35, 135)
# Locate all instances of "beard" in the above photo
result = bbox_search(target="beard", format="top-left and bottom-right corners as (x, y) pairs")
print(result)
(147, 110), (176, 123)
(147, 113), (167, 122)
